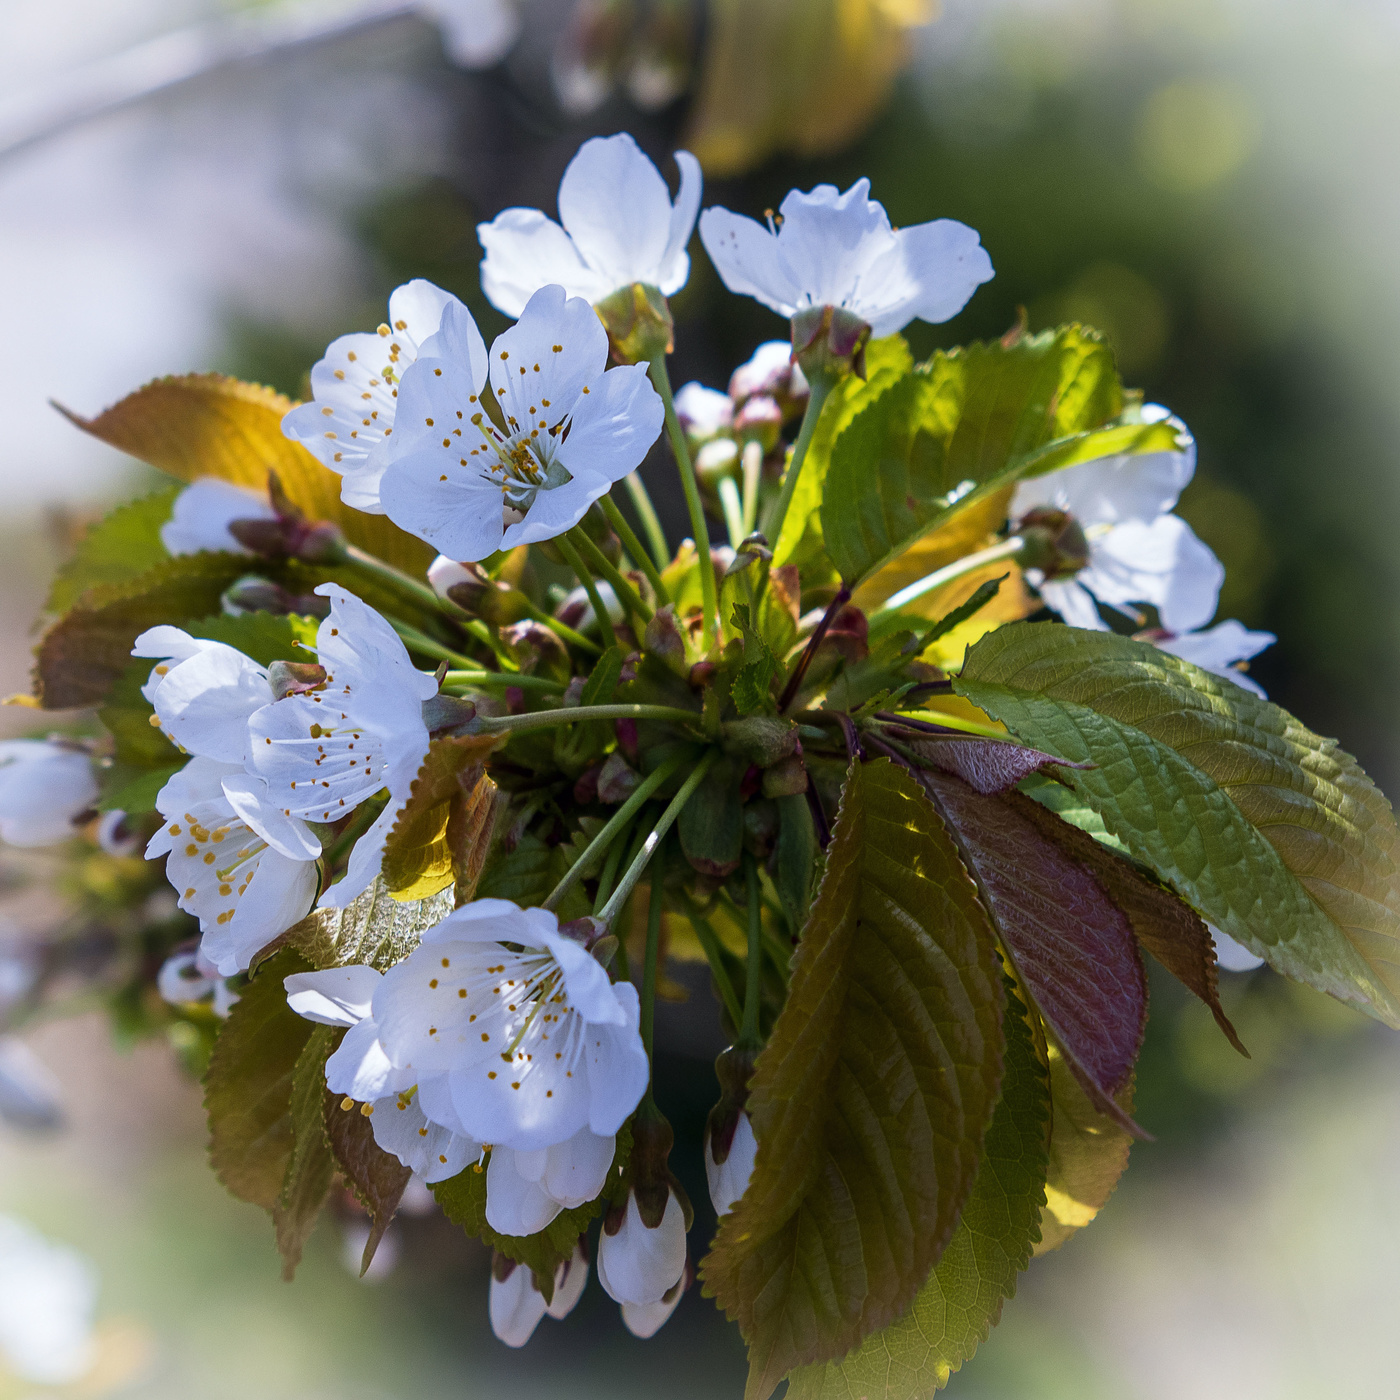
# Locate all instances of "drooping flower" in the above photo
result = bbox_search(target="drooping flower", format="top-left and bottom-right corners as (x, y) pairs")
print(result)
(378, 285), (663, 561)
(1009, 413), (1223, 634)
(704, 1110), (757, 1217)
(370, 898), (649, 1152)
(597, 1189), (687, 1311)
(619, 1258), (691, 1340)
(478, 134), (702, 318)
(485, 1128), (617, 1236)
(280, 280), (488, 513)
(159, 478), (275, 557)
(247, 584), (437, 909)
(156, 947), (239, 1018)
(698, 180), (993, 339)
(1153, 619), (1275, 697)
(488, 1243), (588, 1348)
(147, 758), (319, 977)
(0, 739), (97, 847)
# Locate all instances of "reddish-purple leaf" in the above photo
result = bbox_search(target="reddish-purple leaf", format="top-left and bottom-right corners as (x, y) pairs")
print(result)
(920, 770), (1148, 1136)
(1015, 799), (1247, 1058)
(905, 736), (1090, 795)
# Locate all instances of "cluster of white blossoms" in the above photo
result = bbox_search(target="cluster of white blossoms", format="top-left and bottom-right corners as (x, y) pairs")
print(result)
(137, 584), (436, 976)
(5, 127), (1287, 1348)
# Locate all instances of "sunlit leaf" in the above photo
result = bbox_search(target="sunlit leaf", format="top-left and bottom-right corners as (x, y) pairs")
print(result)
(286, 878), (456, 971)
(701, 759), (1006, 1400)
(380, 735), (501, 901)
(1036, 1045), (1134, 1255)
(786, 981), (1049, 1399)
(958, 623), (1400, 1027)
(58, 373), (434, 573)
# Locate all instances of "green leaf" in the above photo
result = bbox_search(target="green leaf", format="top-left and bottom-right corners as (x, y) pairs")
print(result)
(36, 552), (258, 710)
(957, 622), (1400, 1027)
(323, 1084), (412, 1277)
(204, 949), (316, 1212)
(285, 877), (457, 971)
(678, 755), (744, 878)
(701, 759), (1006, 1400)
(818, 327), (1183, 588)
(774, 336), (915, 573)
(46, 485), (180, 616)
(786, 980), (1049, 1399)
(433, 1124), (632, 1295)
(774, 792), (817, 937)
(173, 610), (321, 666)
(274, 1024), (336, 1280)
(581, 645), (627, 706)
(1037, 1044), (1134, 1255)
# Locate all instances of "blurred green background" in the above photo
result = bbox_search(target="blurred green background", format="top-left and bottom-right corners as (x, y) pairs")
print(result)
(3, 1), (1400, 1396)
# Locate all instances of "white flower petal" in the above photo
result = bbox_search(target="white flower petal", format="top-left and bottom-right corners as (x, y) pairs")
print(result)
(584, 982), (650, 1138)
(1211, 924), (1266, 973)
(706, 1111), (757, 1217)
(674, 381), (733, 439)
(220, 772), (322, 860)
(488, 1260), (549, 1348)
(555, 361), (664, 490)
(425, 0), (523, 68)
(1011, 440), (1196, 526)
(284, 965), (382, 1026)
(326, 1018), (414, 1101)
(159, 478), (274, 556)
(540, 1125), (614, 1209)
(367, 1091), (477, 1183)
(658, 150), (702, 295)
(1155, 620), (1274, 697)
(546, 1244), (589, 1320)
(858, 218), (994, 337)
(0, 741), (96, 847)
(698, 206), (804, 318)
(144, 641), (272, 765)
(319, 800), (399, 911)
(1083, 515), (1223, 633)
(486, 1148), (565, 1235)
(478, 209), (609, 319)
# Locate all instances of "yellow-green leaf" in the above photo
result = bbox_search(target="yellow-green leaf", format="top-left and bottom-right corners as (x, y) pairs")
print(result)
(59, 373), (434, 574)
(701, 759), (1006, 1400)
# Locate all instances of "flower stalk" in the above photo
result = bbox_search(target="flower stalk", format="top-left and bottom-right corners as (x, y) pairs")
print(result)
(761, 370), (834, 550)
(470, 704), (703, 737)
(601, 494), (671, 605)
(554, 535), (619, 649)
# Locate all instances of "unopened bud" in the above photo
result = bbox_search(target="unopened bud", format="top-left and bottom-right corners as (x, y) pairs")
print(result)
(1015, 508), (1090, 580)
(733, 395), (783, 453)
(501, 621), (571, 683)
(695, 437), (740, 488)
(761, 753), (808, 798)
(790, 304), (872, 383)
(729, 340), (810, 418)
(221, 575), (330, 619)
(446, 574), (533, 626)
(594, 281), (675, 365)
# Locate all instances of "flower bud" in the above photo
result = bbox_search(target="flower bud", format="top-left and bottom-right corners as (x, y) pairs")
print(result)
(1014, 508), (1091, 581)
(501, 622), (571, 683)
(674, 382), (734, 451)
(621, 1255), (692, 1338)
(598, 1191), (688, 1308)
(728, 341), (809, 419)
(594, 281), (675, 365)
(790, 304), (872, 384)
(95, 809), (141, 858)
(221, 575), (330, 619)
(489, 1254), (548, 1348)
(705, 1045), (759, 1217)
(426, 555), (475, 599)
(732, 395), (784, 454)
(694, 437), (740, 489)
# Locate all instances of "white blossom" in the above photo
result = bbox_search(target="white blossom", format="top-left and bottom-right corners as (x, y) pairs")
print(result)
(1010, 413), (1223, 634)
(159, 478), (275, 557)
(597, 1191), (687, 1309)
(728, 340), (808, 405)
(0, 739), (96, 847)
(488, 1242), (588, 1348)
(247, 585), (437, 909)
(485, 1127), (616, 1236)
(133, 625), (274, 765)
(1155, 619), (1274, 697)
(371, 899), (649, 1152)
(478, 134), (702, 318)
(0, 1216), (98, 1385)
(704, 1110), (757, 1217)
(147, 758), (318, 977)
(620, 1269), (686, 1339)
(281, 280), (488, 513)
(674, 381), (733, 445)
(156, 947), (239, 1018)
(698, 180), (993, 338)
(378, 285), (663, 561)
(421, 0), (523, 68)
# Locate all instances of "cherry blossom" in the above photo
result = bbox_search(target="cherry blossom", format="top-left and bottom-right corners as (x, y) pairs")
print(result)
(0, 740), (96, 847)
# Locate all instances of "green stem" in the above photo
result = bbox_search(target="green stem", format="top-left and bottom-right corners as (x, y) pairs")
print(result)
(678, 902), (744, 1030)
(592, 824), (632, 916)
(388, 620), (487, 673)
(761, 373), (834, 549)
(598, 749), (717, 928)
(440, 669), (562, 695)
(542, 755), (688, 912)
(741, 441), (763, 536)
(871, 536), (1027, 617)
(640, 839), (665, 1070)
(718, 477), (746, 550)
(471, 703), (702, 736)
(568, 526), (654, 625)
(649, 353), (718, 649)
(554, 535), (618, 648)
(342, 543), (446, 614)
(624, 470), (670, 572)
(601, 494), (671, 605)
(741, 855), (764, 1046)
